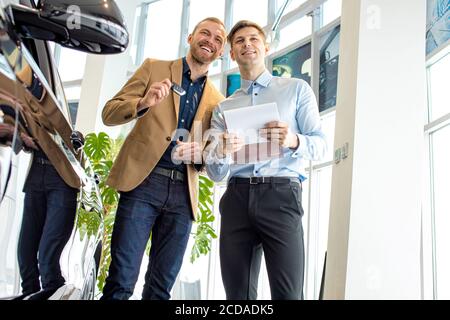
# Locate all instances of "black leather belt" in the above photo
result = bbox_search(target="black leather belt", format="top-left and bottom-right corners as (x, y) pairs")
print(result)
(229, 176), (300, 185)
(33, 157), (53, 166)
(152, 166), (186, 182)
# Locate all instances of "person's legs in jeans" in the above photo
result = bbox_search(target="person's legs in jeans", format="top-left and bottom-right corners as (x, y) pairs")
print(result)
(38, 185), (77, 292)
(17, 191), (46, 295)
(141, 180), (192, 300)
(101, 191), (158, 300)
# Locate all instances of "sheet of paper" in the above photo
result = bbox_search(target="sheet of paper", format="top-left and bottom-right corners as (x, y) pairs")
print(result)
(223, 102), (280, 145)
(222, 102), (282, 164)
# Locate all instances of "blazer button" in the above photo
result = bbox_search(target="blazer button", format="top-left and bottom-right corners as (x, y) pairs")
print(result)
(166, 136), (171, 141)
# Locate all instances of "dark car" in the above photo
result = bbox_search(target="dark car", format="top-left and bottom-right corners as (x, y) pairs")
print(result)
(0, 0), (128, 299)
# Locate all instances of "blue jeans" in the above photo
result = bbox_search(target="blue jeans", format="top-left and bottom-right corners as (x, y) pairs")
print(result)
(101, 171), (193, 300)
(18, 161), (78, 294)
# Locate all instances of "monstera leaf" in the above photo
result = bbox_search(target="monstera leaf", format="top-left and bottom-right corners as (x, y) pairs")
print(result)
(84, 132), (112, 162)
(191, 175), (217, 263)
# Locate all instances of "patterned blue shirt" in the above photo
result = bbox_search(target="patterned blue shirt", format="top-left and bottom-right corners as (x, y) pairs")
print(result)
(206, 69), (327, 182)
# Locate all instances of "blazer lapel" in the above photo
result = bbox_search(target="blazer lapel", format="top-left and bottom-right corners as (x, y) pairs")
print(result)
(170, 59), (183, 123)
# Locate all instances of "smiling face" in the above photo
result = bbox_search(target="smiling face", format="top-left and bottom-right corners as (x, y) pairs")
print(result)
(229, 26), (269, 70)
(188, 20), (226, 65)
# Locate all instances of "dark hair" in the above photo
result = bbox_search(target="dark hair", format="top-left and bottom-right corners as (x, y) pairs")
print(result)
(227, 20), (266, 46)
(191, 17), (226, 39)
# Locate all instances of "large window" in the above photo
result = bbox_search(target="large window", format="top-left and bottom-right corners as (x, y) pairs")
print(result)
(280, 0), (308, 14)
(57, 47), (87, 82)
(277, 15), (312, 51)
(143, 0), (183, 61)
(189, 0), (225, 32)
(427, 52), (450, 122)
(322, 0), (342, 25)
(424, 48), (450, 300)
(232, 0), (268, 27)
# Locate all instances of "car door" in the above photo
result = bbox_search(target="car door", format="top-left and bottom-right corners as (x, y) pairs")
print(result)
(0, 1), (103, 299)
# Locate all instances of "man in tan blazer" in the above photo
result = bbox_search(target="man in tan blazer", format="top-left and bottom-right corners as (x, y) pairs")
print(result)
(0, 60), (80, 300)
(100, 17), (226, 300)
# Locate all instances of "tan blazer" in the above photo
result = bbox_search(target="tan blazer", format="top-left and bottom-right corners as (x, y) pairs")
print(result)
(0, 70), (81, 189)
(102, 58), (224, 219)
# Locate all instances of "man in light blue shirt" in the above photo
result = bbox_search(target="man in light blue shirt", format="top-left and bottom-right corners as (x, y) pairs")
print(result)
(205, 20), (326, 300)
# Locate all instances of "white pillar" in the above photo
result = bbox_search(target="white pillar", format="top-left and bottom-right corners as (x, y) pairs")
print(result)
(75, 0), (141, 138)
(324, 0), (427, 299)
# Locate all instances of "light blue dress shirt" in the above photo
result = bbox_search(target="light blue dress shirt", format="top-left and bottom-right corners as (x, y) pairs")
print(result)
(205, 69), (327, 182)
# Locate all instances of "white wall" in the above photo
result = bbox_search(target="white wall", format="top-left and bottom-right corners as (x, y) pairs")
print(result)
(324, 0), (427, 299)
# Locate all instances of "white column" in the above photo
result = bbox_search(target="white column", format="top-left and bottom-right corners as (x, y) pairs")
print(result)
(324, 0), (427, 299)
(75, 0), (141, 138)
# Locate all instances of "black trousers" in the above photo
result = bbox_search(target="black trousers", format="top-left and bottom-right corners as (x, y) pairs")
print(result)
(219, 178), (304, 300)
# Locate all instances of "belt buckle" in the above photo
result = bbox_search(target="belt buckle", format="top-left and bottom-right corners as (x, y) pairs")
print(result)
(250, 177), (258, 185)
(170, 169), (175, 181)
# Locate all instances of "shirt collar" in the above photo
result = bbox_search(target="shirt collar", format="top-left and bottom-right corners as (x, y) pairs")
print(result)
(182, 57), (207, 83)
(240, 69), (272, 94)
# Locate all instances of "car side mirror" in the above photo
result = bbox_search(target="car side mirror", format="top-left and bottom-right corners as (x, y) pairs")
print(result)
(6, 0), (128, 54)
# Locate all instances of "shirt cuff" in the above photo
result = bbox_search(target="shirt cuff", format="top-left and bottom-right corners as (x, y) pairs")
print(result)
(291, 133), (306, 158)
(136, 99), (150, 118)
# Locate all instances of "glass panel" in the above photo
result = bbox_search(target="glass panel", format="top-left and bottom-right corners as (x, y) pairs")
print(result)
(209, 58), (222, 75)
(130, 5), (141, 65)
(58, 47), (87, 82)
(143, 0), (183, 61)
(322, 0), (342, 26)
(229, 58), (238, 70)
(226, 73), (241, 97)
(189, 0), (225, 33)
(210, 76), (222, 94)
(426, 0), (450, 56)
(278, 0), (308, 15)
(428, 52), (450, 122)
(48, 42), (56, 58)
(68, 102), (79, 127)
(319, 25), (340, 112)
(64, 86), (81, 101)
(272, 42), (312, 84)
(430, 124), (450, 299)
(233, 0), (268, 26)
(277, 16), (312, 51)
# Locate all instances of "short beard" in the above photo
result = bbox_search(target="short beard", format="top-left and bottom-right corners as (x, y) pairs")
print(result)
(191, 51), (208, 66)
